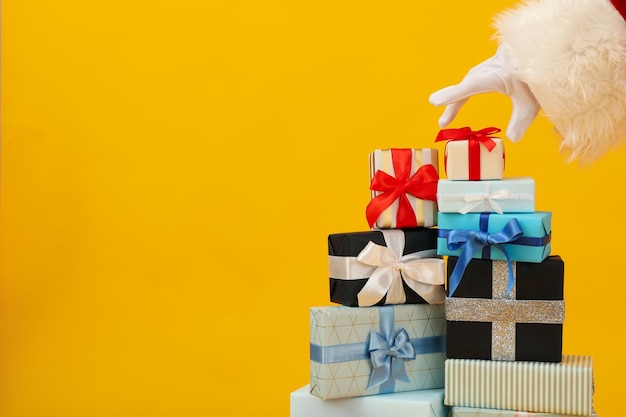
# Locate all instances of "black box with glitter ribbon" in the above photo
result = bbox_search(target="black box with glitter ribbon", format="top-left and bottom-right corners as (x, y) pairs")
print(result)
(445, 255), (564, 363)
(328, 228), (445, 307)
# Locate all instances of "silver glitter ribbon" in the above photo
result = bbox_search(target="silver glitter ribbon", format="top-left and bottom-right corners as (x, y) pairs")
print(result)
(445, 261), (565, 361)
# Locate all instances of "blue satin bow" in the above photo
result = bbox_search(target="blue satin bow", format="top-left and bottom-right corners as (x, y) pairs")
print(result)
(310, 305), (443, 395)
(367, 328), (416, 390)
(447, 218), (524, 297)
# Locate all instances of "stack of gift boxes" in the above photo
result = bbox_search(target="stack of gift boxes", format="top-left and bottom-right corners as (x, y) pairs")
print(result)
(290, 127), (597, 417)
(436, 127), (596, 417)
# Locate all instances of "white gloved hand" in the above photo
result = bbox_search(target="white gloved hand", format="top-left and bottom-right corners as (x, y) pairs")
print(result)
(429, 45), (540, 142)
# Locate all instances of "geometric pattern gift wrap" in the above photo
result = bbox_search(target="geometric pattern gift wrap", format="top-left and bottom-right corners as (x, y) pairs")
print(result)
(450, 406), (598, 417)
(445, 355), (595, 416)
(310, 304), (446, 400)
(445, 256), (564, 363)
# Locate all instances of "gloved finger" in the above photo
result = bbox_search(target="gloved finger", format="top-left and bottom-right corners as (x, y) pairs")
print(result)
(429, 71), (506, 106)
(437, 98), (468, 128)
(506, 95), (541, 142)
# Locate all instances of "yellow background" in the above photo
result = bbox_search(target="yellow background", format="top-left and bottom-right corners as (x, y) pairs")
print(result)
(1, 1), (620, 416)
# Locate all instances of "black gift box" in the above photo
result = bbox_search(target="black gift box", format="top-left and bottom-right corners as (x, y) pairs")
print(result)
(328, 228), (440, 306)
(446, 255), (564, 362)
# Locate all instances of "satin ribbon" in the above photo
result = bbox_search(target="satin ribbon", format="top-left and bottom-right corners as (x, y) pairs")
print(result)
(435, 127), (501, 180)
(310, 335), (444, 364)
(367, 306), (413, 391)
(309, 306), (445, 394)
(356, 242), (445, 305)
(459, 189), (511, 214)
(446, 216), (524, 297)
(328, 230), (445, 306)
(366, 149), (438, 228)
(367, 328), (415, 390)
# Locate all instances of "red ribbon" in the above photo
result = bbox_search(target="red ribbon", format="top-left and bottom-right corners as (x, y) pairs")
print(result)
(366, 149), (438, 228)
(435, 127), (501, 180)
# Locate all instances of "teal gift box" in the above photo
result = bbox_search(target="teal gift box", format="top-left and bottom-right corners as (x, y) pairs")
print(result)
(437, 212), (551, 263)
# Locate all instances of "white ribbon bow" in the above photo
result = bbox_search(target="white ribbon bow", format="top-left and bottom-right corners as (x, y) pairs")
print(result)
(460, 188), (511, 214)
(355, 240), (445, 306)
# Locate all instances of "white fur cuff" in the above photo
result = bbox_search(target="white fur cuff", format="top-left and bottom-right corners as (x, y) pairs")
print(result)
(495, 0), (626, 162)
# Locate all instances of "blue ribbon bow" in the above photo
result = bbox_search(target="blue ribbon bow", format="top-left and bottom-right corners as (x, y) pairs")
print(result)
(447, 217), (524, 297)
(367, 328), (416, 390)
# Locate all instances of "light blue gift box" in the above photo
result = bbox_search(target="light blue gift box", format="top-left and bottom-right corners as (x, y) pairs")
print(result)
(309, 304), (446, 400)
(290, 385), (448, 417)
(437, 212), (551, 263)
(437, 177), (535, 214)
(451, 406), (597, 417)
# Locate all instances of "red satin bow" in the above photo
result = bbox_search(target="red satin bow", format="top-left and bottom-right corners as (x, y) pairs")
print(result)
(435, 126), (501, 150)
(435, 126), (501, 180)
(366, 149), (438, 228)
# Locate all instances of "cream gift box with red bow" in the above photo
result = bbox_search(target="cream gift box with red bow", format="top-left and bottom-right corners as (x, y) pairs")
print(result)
(436, 127), (505, 181)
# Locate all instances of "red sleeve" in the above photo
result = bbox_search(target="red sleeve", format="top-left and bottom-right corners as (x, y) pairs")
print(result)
(610, 0), (626, 20)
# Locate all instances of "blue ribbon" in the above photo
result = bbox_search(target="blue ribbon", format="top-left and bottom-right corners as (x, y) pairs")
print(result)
(309, 306), (444, 394)
(438, 230), (551, 247)
(446, 214), (524, 297)
(366, 306), (415, 391)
